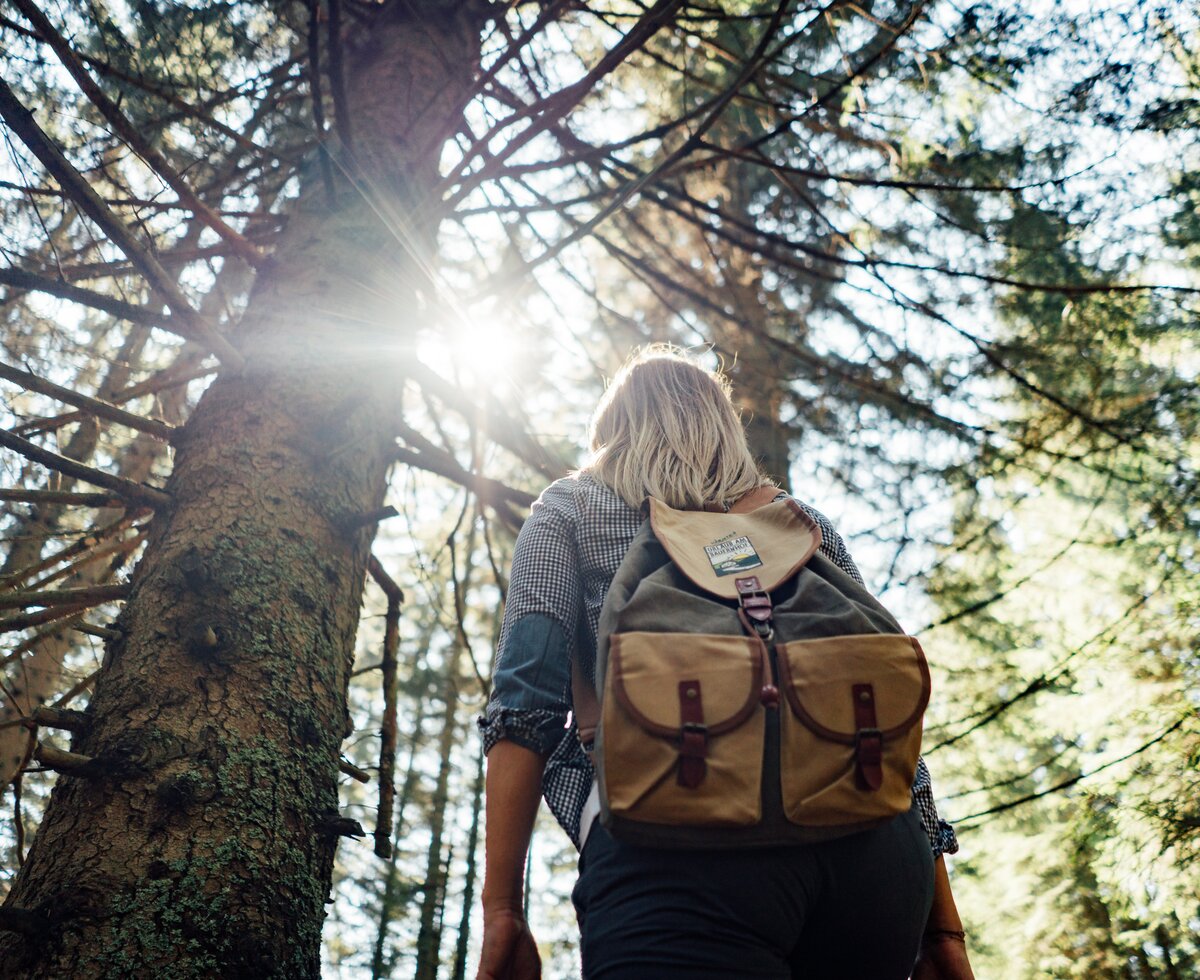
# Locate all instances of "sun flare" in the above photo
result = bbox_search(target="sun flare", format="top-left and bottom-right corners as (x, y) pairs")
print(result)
(420, 316), (520, 390)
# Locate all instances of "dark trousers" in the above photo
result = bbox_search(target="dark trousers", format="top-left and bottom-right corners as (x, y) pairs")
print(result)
(572, 807), (935, 979)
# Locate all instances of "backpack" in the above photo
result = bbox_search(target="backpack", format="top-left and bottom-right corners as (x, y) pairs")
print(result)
(572, 490), (930, 849)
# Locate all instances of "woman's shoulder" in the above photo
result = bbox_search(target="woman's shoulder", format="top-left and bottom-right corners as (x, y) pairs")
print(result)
(779, 495), (864, 584)
(526, 472), (632, 528)
(535, 471), (634, 513)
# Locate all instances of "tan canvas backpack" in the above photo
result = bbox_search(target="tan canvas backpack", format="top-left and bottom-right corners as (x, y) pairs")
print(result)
(573, 491), (930, 849)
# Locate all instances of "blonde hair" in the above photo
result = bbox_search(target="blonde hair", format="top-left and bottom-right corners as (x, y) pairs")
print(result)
(585, 346), (770, 510)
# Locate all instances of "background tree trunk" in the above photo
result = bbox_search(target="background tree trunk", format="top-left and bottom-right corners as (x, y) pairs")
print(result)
(450, 747), (485, 980)
(414, 663), (461, 980)
(371, 633), (434, 979)
(0, 7), (485, 977)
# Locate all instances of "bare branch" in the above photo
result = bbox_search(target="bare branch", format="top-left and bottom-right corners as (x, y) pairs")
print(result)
(73, 622), (120, 642)
(326, 0), (355, 158)
(440, 0), (687, 204)
(0, 605), (92, 635)
(0, 361), (175, 443)
(500, 0), (796, 277)
(0, 584), (130, 612)
(0, 267), (173, 330)
(305, 0), (337, 200)
(368, 553), (402, 860)
(393, 446), (528, 532)
(10, 0), (265, 268)
(29, 706), (88, 733)
(15, 363), (215, 438)
(338, 758), (370, 783)
(0, 428), (171, 509)
(0, 489), (126, 508)
(0, 513), (140, 590)
(31, 741), (96, 776)
(406, 361), (566, 478)
(0, 15), (282, 161)
(0, 78), (245, 370)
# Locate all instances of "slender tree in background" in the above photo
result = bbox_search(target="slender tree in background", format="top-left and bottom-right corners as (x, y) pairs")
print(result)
(0, 2), (1196, 978)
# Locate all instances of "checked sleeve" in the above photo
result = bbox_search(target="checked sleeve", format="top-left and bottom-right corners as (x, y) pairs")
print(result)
(480, 481), (580, 758)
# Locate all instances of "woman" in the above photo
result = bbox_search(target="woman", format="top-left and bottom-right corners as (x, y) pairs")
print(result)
(477, 347), (974, 980)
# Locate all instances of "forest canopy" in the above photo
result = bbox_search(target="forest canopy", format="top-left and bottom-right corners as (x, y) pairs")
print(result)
(0, 1), (1196, 977)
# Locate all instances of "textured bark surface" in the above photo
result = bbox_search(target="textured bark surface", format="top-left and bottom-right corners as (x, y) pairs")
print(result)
(0, 6), (484, 977)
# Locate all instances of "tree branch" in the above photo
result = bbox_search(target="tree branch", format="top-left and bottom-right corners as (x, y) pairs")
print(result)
(368, 553), (402, 860)
(0, 605), (93, 636)
(393, 446), (528, 532)
(0, 429), (171, 509)
(0, 361), (175, 442)
(10, 0), (264, 269)
(406, 362), (565, 478)
(0, 78), (245, 370)
(0, 584), (131, 612)
(14, 363), (215, 438)
(954, 716), (1190, 829)
(0, 489), (126, 508)
(0, 267), (173, 330)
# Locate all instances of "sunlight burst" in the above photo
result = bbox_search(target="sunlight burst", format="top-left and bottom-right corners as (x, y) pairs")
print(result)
(420, 316), (520, 391)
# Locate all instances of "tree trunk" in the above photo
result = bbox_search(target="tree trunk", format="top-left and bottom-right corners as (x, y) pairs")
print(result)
(371, 634), (434, 979)
(449, 746), (485, 980)
(0, 7), (484, 977)
(414, 664), (461, 980)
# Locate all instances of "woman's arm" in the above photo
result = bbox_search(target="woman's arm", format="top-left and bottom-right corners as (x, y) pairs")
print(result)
(912, 855), (975, 980)
(477, 740), (548, 980)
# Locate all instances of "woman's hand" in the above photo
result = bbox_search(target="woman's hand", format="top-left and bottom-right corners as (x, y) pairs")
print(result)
(912, 937), (974, 980)
(477, 907), (541, 980)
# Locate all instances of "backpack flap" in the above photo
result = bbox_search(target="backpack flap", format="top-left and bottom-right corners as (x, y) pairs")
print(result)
(647, 498), (821, 599)
(775, 634), (929, 826)
(598, 631), (768, 828)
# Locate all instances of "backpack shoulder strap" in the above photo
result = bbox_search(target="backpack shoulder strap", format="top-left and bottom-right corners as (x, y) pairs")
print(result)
(572, 657), (601, 749)
(729, 485), (784, 513)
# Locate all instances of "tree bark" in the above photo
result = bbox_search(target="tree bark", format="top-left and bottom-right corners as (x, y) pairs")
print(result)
(371, 627), (435, 979)
(0, 6), (485, 977)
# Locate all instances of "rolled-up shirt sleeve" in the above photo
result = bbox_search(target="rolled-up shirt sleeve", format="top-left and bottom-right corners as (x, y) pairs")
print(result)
(480, 480), (581, 757)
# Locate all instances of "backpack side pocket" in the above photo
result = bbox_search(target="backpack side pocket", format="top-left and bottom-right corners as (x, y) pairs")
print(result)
(598, 632), (766, 827)
(776, 634), (928, 826)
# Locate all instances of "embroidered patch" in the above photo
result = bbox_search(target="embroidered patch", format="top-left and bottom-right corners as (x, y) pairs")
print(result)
(703, 535), (763, 577)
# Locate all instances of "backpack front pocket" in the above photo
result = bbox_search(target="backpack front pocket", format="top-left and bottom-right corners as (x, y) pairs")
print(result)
(598, 632), (766, 827)
(776, 634), (929, 826)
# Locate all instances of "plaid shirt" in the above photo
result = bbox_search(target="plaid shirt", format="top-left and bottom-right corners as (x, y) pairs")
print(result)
(480, 473), (959, 856)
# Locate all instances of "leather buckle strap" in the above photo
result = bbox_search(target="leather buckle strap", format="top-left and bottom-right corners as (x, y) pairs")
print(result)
(853, 683), (884, 791)
(677, 680), (708, 788)
(734, 575), (773, 640)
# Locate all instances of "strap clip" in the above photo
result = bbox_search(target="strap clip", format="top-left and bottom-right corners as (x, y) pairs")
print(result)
(734, 575), (774, 640)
